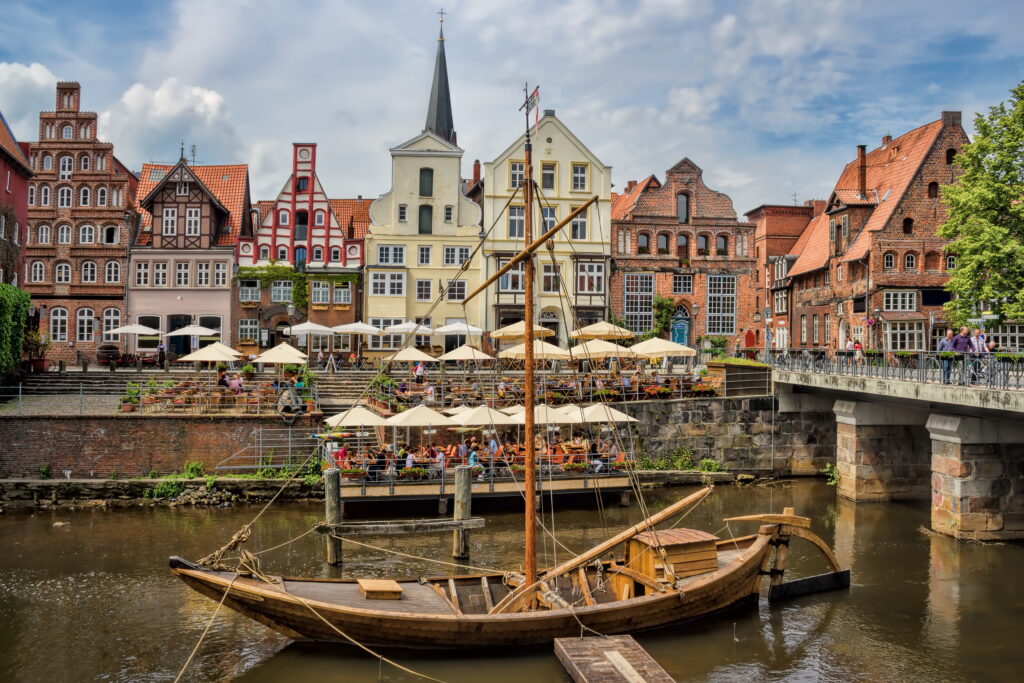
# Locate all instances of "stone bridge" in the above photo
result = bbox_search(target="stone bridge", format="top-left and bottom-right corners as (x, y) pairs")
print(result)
(774, 367), (1024, 541)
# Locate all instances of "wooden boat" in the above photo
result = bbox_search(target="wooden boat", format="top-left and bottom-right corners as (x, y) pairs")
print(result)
(171, 87), (849, 650)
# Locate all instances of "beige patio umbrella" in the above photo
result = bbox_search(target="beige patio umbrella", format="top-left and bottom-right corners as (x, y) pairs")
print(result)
(490, 320), (554, 339)
(500, 405), (526, 416)
(556, 403), (589, 423)
(324, 405), (388, 429)
(629, 337), (697, 358)
(570, 321), (635, 339)
(450, 405), (520, 426)
(582, 403), (639, 423)
(444, 404), (473, 416)
(177, 345), (240, 363)
(207, 341), (243, 357)
(383, 405), (455, 427)
(498, 340), (571, 360)
(384, 347), (437, 363)
(534, 404), (582, 424)
(569, 338), (636, 360)
(437, 344), (494, 361)
(252, 342), (307, 364)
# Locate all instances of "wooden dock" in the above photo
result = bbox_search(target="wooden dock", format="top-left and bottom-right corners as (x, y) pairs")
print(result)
(554, 635), (674, 682)
(339, 474), (631, 501)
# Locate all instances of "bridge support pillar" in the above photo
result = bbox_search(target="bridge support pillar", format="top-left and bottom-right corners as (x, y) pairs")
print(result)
(833, 399), (930, 502)
(927, 414), (1024, 541)
(775, 384), (837, 475)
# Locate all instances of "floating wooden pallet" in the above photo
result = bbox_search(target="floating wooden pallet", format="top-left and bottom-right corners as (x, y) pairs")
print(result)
(555, 635), (674, 682)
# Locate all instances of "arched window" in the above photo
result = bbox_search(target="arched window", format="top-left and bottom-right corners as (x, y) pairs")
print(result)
(79, 186), (90, 206)
(36, 225), (50, 244)
(419, 168), (434, 197)
(676, 233), (690, 258)
(716, 235), (728, 256)
(57, 187), (71, 208)
(96, 187), (107, 206)
(55, 262), (71, 283)
(278, 210), (289, 226)
(946, 254), (957, 270)
(902, 217), (913, 234)
(418, 204), (432, 235)
(312, 246), (323, 261)
(80, 124), (89, 138)
(637, 233), (650, 255)
(294, 210), (308, 241)
(40, 186), (50, 206)
(927, 182), (939, 198)
(945, 148), (956, 164)
(697, 234), (709, 256)
(57, 225), (71, 244)
(50, 307), (68, 342)
(676, 194), (689, 223)
(105, 261), (120, 283)
(657, 233), (670, 255)
(314, 210), (325, 226)
(95, 155), (105, 171)
(330, 247), (341, 261)
(883, 252), (895, 270)
(61, 125), (73, 139)
(28, 185), (35, 206)
(81, 261), (97, 283)
(30, 261), (44, 282)
(42, 155), (52, 170)
(79, 224), (95, 244)
(103, 225), (118, 244)
(59, 155), (72, 179)
(102, 308), (121, 342)
(80, 155), (89, 171)
(277, 246), (288, 261)
(904, 253), (917, 270)
(76, 308), (95, 342)
(295, 246), (307, 264)
(259, 245), (270, 260)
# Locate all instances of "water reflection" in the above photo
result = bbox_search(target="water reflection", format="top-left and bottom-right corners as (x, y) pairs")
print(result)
(2, 481), (1023, 682)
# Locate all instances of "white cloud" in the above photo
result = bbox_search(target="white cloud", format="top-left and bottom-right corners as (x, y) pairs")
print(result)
(0, 62), (57, 139)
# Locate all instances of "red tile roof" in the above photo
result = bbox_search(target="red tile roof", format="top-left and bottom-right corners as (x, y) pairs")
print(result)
(0, 110), (31, 175)
(329, 198), (372, 239)
(135, 162), (249, 246)
(787, 212), (830, 276)
(611, 175), (659, 220)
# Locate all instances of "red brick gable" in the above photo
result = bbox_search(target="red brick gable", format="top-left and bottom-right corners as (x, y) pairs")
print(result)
(611, 175), (659, 220)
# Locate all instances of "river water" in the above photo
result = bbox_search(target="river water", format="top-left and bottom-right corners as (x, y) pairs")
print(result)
(2, 481), (1022, 682)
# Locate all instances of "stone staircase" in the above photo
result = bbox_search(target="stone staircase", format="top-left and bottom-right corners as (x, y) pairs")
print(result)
(312, 370), (380, 412)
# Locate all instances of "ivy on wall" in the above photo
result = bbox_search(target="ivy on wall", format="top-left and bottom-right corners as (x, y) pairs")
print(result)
(0, 284), (30, 375)
(234, 265), (359, 312)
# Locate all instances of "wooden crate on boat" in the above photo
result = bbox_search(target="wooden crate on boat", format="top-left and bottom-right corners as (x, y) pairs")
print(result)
(629, 529), (719, 582)
(357, 578), (403, 600)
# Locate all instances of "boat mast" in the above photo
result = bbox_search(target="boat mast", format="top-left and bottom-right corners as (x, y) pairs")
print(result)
(521, 84), (538, 589)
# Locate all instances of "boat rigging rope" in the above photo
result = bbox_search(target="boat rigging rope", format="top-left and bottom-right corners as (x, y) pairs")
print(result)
(173, 572), (240, 683)
(325, 531), (508, 574)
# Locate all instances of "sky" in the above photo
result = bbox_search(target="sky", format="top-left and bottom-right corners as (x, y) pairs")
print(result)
(1, 0), (1023, 215)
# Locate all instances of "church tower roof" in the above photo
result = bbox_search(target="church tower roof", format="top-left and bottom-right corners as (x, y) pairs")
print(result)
(423, 21), (456, 145)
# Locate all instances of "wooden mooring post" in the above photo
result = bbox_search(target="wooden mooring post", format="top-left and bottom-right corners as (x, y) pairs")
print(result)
(452, 465), (471, 559)
(324, 468), (343, 566)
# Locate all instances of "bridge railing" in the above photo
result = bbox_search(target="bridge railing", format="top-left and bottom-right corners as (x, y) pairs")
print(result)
(765, 348), (1024, 391)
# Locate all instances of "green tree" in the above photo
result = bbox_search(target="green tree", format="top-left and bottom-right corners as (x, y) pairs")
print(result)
(938, 81), (1024, 325)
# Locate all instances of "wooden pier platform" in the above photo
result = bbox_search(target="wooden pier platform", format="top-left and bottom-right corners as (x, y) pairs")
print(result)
(339, 474), (631, 501)
(554, 635), (673, 682)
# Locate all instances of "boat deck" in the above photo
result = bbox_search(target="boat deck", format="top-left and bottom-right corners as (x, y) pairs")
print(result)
(284, 579), (457, 615)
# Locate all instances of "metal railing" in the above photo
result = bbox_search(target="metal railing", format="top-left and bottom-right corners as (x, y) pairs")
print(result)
(766, 348), (1024, 391)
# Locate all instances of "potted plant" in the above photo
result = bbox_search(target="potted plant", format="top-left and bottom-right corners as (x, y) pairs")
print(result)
(689, 385), (717, 397)
(121, 383), (140, 412)
(25, 331), (50, 373)
(593, 388), (618, 402)
(508, 463), (526, 473)
(399, 467), (427, 480)
(893, 350), (918, 368)
(996, 353), (1024, 366)
(611, 460), (635, 471)
(339, 467), (367, 480)
(563, 462), (587, 473)
(241, 363), (255, 380)
(283, 363), (299, 378)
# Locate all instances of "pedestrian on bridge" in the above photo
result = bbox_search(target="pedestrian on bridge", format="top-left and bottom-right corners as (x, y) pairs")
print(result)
(937, 329), (955, 383)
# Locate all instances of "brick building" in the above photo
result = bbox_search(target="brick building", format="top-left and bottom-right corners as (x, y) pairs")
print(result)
(23, 82), (138, 362)
(129, 158), (251, 356)
(0, 109), (32, 285)
(235, 143), (369, 356)
(610, 159), (757, 348)
(758, 111), (971, 351)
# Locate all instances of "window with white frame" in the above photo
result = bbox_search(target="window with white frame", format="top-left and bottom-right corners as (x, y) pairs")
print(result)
(852, 325), (864, 343)
(842, 215), (849, 239)
(370, 272), (404, 296)
(541, 207), (556, 231)
(214, 262), (227, 286)
(55, 263), (71, 283)
(443, 246), (470, 266)
(946, 254), (957, 270)
(837, 264), (843, 281)
(989, 324), (1024, 351)
(270, 280), (293, 302)
(105, 261), (120, 283)
(314, 211), (325, 226)
(278, 210), (289, 225)
(330, 247), (341, 262)
(312, 247), (323, 262)
(61, 125), (73, 139)
(800, 315), (807, 344)
(27, 185), (35, 206)
(414, 317), (432, 347)
(498, 259), (524, 292)
(905, 253), (917, 270)
(418, 245), (431, 266)
(773, 289), (787, 315)
(509, 162), (524, 188)
(812, 315), (820, 344)
(57, 187), (71, 208)
(162, 207), (177, 235)
(508, 206), (524, 239)
(444, 205), (453, 222)
(59, 156), (72, 179)
(40, 186), (50, 206)
(398, 205), (407, 222)
(446, 280), (466, 301)
(571, 163), (588, 191)
(175, 262), (189, 287)
(175, 181), (188, 196)
(576, 262), (605, 295)
(542, 263), (561, 293)
(259, 245), (270, 260)
(96, 187), (107, 206)
(333, 283), (352, 304)
(883, 290), (917, 311)
(571, 208), (587, 240)
(541, 162), (556, 191)
(332, 333), (352, 351)
(102, 308), (120, 342)
(42, 155), (52, 170)
(196, 262), (210, 286)
(79, 186), (90, 206)
(310, 281), (329, 304)
(76, 308), (94, 342)
(886, 321), (925, 350)
(707, 274), (737, 335)
(185, 208), (200, 236)
(36, 225), (50, 244)
(79, 224), (94, 244)
(31, 261), (44, 282)
(824, 313), (831, 343)
(377, 244), (405, 265)
(672, 274), (693, 294)
(238, 280), (259, 301)
(239, 319), (258, 342)
(415, 279), (432, 301)
(883, 252), (895, 270)
(135, 262), (149, 286)
(623, 273), (654, 332)
(368, 317), (403, 350)
(277, 246), (288, 261)
(49, 307), (68, 342)
(153, 262), (167, 286)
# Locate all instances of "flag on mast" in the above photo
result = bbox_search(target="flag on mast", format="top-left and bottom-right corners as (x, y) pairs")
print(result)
(531, 86), (540, 133)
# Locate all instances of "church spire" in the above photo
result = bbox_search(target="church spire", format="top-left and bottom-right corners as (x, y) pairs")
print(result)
(424, 11), (456, 145)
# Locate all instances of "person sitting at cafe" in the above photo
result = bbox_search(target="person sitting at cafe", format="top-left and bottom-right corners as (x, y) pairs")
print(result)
(229, 373), (243, 394)
(217, 370), (230, 388)
(403, 444), (415, 470)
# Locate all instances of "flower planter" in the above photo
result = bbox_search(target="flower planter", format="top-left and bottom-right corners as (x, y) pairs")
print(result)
(341, 471), (366, 480)
(121, 403), (137, 413)
(31, 359), (50, 373)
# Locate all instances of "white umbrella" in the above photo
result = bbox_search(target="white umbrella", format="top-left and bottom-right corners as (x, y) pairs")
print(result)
(450, 405), (520, 426)
(569, 339), (636, 360)
(384, 321), (434, 335)
(252, 342), (307, 364)
(490, 320), (554, 339)
(325, 406), (388, 428)
(570, 321), (635, 339)
(165, 324), (220, 337)
(629, 338), (697, 358)
(206, 341), (243, 357)
(385, 347), (437, 363)
(582, 403), (639, 423)
(285, 321), (334, 335)
(383, 405), (454, 427)
(434, 322), (484, 336)
(556, 403), (589, 423)
(437, 344), (494, 361)
(177, 345), (243, 363)
(106, 323), (161, 335)
(331, 322), (382, 335)
(498, 340), (572, 360)
(500, 405), (526, 416)
(535, 404), (582, 424)
(444, 405), (473, 415)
